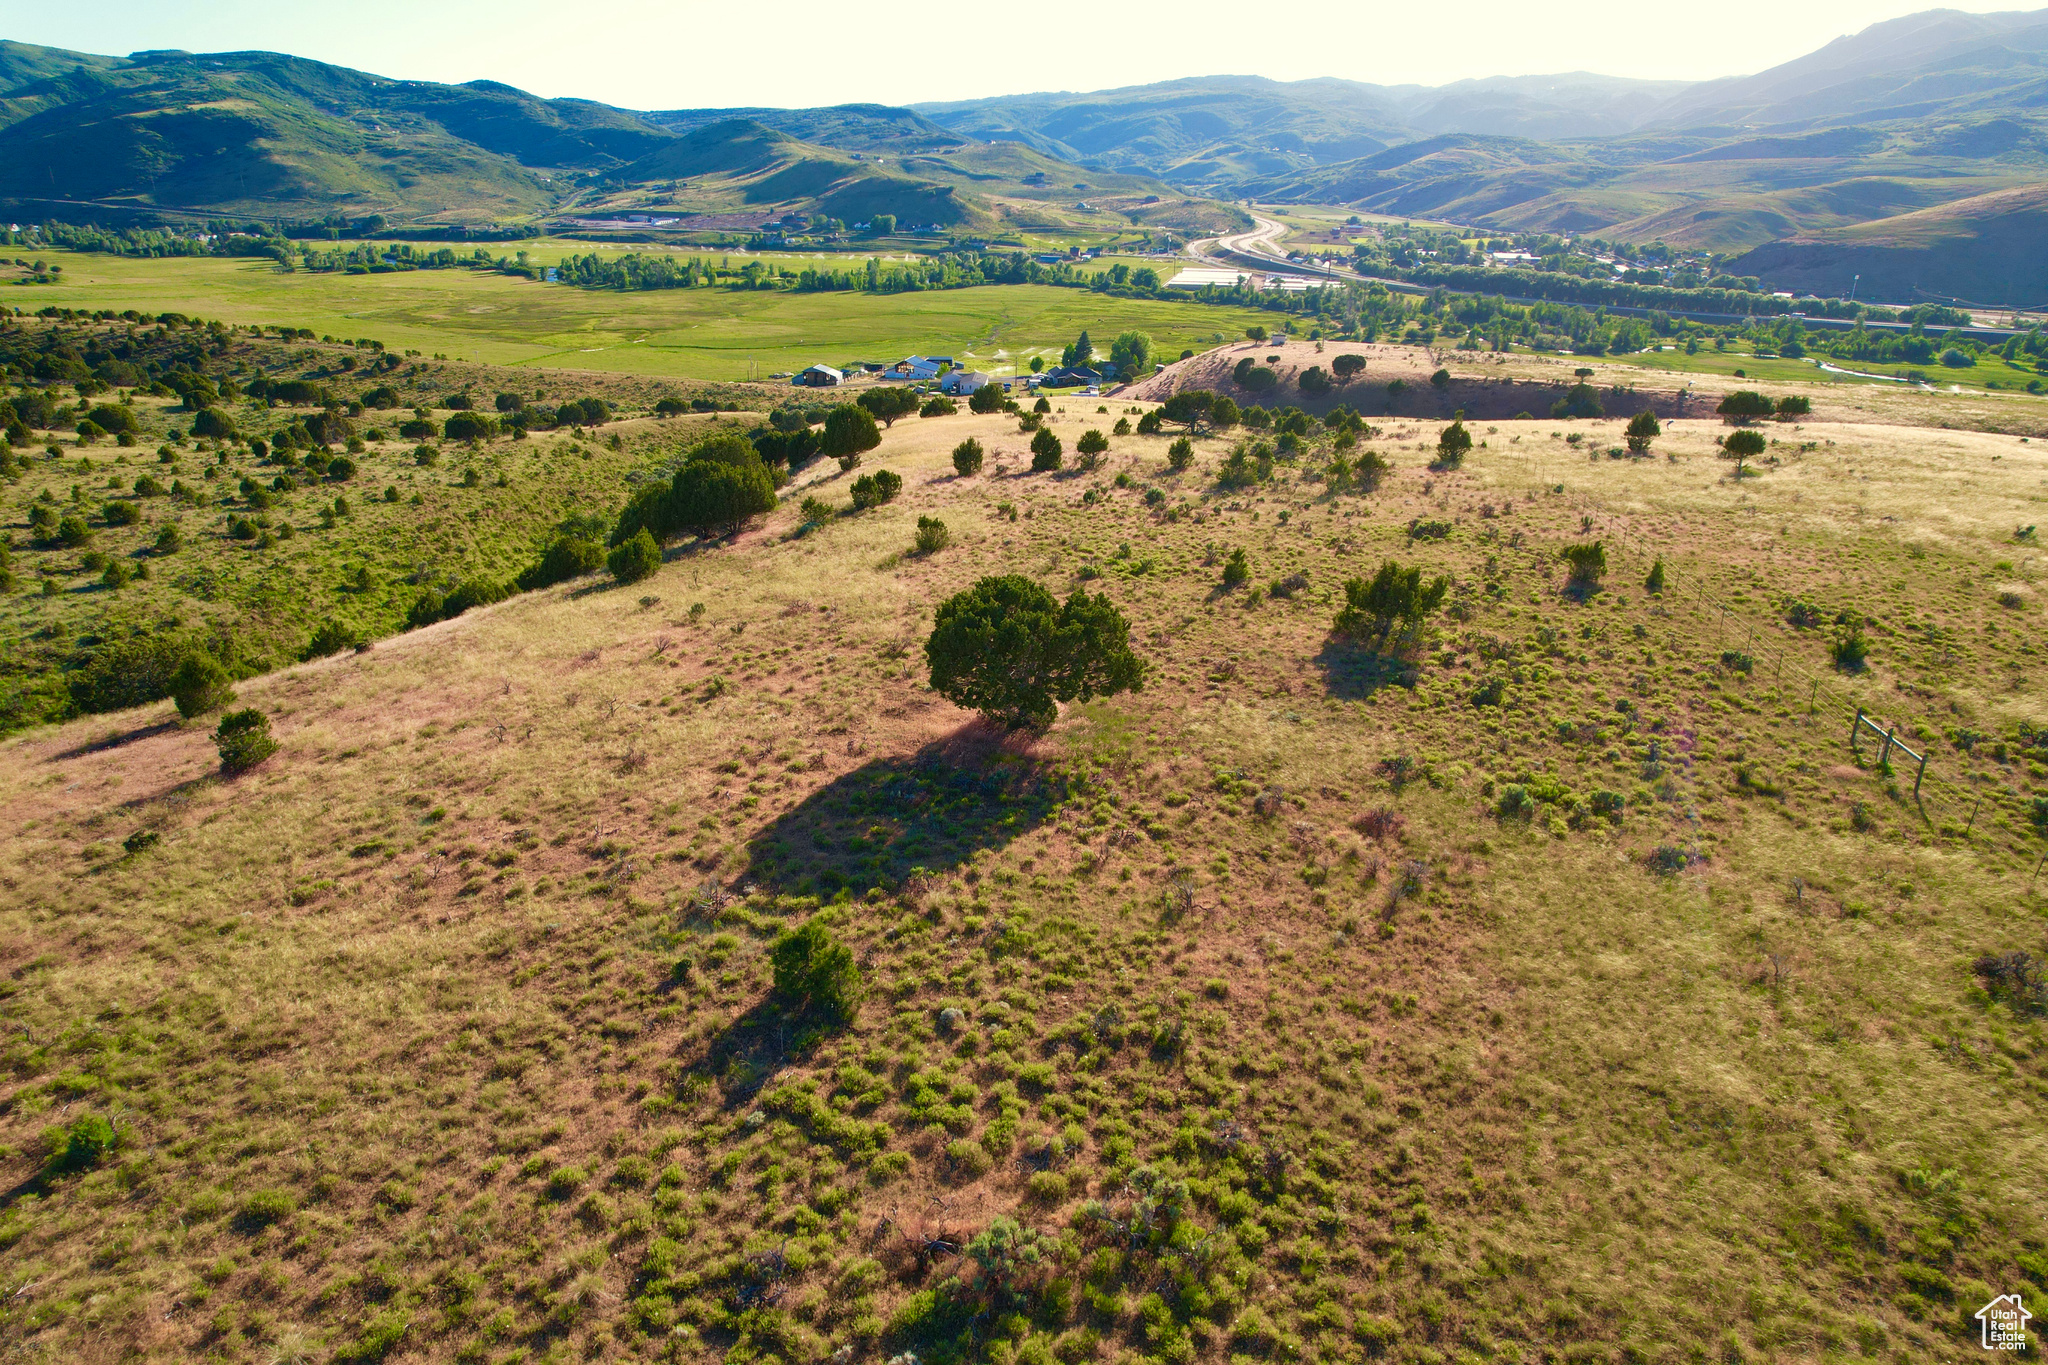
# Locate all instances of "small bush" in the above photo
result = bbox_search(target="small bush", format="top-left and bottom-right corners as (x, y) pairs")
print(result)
(944, 1140), (994, 1179)
(1720, 428), (1766, 475)
(771, 920), (862, 1025)
(44, 1113), (117, 1177)
(1560, 541), (1606, 588)
(951, 438), (984, 476)
(517, 535), (605, 591)
(608, 529), (662, 584)
(1221, 548), (1249, 588)
(914, 517), (950, 554)
(1166, 437), (1193, 471)
(303, 621), (361, 660)
(1717, 390), (1774, 424)
(102, 500), (141, 526)
(1434, 420), (1472, 468)
(1645, 559), (1666, 594)
(1025, 1170), (1068, 1203)
(407, 589), (445, 629)
(1030, 428), (1063, 472)
(1645, 846), (1687, 875)
(238, 1189), (296, 1229)
(1831, 624), (1870, 671)
(214, 708), (279, 775)
(850, 469), (903, 510)
(170, 651), (235, 718)
(921, 395), (958, 418)
(1076, 429), (1109, 456)
(1624, 410), (1661, 454)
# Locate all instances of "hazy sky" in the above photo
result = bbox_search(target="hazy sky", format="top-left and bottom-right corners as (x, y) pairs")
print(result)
(1, 0), (2033, 107)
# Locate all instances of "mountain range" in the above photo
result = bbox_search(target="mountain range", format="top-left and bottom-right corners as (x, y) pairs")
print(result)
(0, 42), (1231, 240)
(1, 8), (2044, 302)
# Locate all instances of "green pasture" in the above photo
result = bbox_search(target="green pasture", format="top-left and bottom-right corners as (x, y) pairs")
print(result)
(19, 250), (1273, 381)
(1615, 343), (2045, 393)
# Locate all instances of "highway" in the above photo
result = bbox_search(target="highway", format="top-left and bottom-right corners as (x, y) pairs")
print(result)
(1183, 210), (2031, 342)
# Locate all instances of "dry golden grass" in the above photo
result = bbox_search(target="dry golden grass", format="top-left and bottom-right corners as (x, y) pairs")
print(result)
(2, 384), (2045, 1364)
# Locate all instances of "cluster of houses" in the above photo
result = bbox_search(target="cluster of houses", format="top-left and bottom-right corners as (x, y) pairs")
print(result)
(795, 355), (1110, 394)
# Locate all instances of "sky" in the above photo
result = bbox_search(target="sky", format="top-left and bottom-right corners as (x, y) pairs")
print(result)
(0, 0), (2035, 108)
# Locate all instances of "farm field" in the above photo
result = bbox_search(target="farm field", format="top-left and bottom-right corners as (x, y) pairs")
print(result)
(3, 338), (2047, 1363)
(9, 252), (1276, 382)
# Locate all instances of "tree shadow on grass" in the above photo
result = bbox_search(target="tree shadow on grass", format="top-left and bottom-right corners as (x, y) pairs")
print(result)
(1315, 637), (1419, 701)
(47, 720), (178, 762)
(743, 724), (1067, 898)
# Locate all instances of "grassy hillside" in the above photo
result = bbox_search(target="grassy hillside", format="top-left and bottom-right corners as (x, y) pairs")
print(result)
(0, 317), (767, 731)
(0, 39), (122, 94)
(2, 365), (2046, 1362)
(1726, 183), (2048, 307)
(590, 119), (1235, 239)
(1644, 7), (2048, 130)
(1245, 115), (2048, 252)
(0, 49), (679, 224)
(911, 74), (1699, 185)
(0, 45), (1238, 242)
(641, 104), (971, 156)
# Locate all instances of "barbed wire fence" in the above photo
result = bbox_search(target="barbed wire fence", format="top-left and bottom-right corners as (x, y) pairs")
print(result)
(1538, 485), (2048, 877)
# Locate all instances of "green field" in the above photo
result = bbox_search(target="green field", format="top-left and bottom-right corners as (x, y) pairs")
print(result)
(17, 251), (1275, 382)
(1614, 343), (2046, 394)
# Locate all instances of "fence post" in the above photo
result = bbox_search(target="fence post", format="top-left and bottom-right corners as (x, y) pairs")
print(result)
(1914, 750), (1927, 800)
(1810, 679), (1819, 714)
(1879, 727), (1896, 773)
(1850, 708), (1863, 753)
(1966, 792), (1983, 835)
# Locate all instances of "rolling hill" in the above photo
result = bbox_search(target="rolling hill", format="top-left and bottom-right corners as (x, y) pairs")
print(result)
(576, 118), (1240, 238)
(0, 48), (672, 222)
(1644, 6), (2048, 130)
(1, 11), (2041, 292)
(911, 7), (2048, 271)
(911, 73), (1694, 186)
(640, 102), (971, 155)
(0, 45), (1230, 239)
(1725, 181), (2048, 305)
